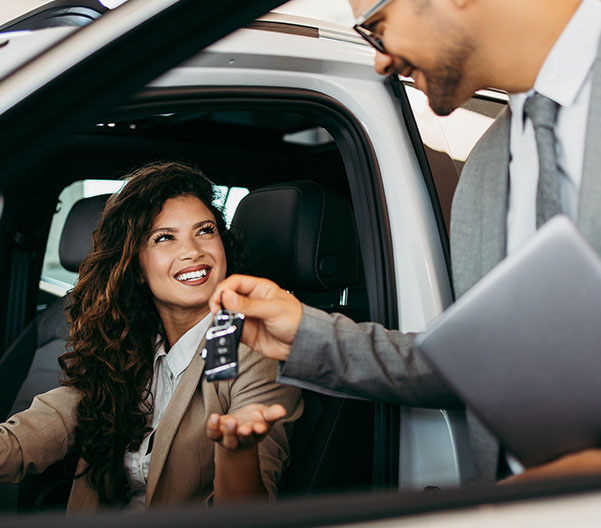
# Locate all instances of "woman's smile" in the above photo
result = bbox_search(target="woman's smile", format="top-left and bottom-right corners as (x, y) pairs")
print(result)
(138, 195), (227, 320)
(175, 264), (212, 285)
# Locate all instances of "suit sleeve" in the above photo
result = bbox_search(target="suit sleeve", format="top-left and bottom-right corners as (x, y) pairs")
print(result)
(0, 386), (79, 483)
(226, 346), (303, 499)
(278, 305), (462, 410)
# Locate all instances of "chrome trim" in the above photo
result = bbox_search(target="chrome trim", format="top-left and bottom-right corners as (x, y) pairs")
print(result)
(253, 13), (369, 47)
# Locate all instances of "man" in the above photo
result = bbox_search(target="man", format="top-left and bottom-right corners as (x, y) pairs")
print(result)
(211, 0), (601, 483)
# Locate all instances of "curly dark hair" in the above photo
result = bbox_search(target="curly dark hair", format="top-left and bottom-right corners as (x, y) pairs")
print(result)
(59, 161), (242, 506)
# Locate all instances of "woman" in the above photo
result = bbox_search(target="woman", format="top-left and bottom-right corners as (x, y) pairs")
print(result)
(0, 162), (302, 512)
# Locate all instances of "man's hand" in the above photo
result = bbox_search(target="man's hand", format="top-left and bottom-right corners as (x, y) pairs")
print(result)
(206, 403), (286, 450)
(210, 275), (303, 361)
(499, 449), (601, 484)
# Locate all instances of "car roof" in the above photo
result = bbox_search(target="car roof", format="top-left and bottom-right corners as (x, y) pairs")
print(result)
(0, 0), (289, 189)
(0, 11), (373, 81)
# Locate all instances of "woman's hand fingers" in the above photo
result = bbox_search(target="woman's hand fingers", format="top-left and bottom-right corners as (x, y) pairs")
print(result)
(220, 416), (240, 450)
(263, 404), (286, 423)
(207, 404), (287, 450)
(206, 413), (223, 441)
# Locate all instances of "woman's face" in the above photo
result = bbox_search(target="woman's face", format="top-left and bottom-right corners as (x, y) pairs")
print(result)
(138, 195), (227, 322)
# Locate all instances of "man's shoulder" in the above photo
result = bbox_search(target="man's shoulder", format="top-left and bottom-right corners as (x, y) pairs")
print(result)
(453, 106), (511, 206)
(463, 106), (511, 175)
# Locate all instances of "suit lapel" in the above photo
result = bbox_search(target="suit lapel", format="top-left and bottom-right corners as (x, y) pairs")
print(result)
(451, 107), (510, 299)
(478, 108), (510, 277)
(145, 338), (206, 505)
(465, 109), (510, 480)
(449, 107), (510, 480)
(578, 34), (601, 253)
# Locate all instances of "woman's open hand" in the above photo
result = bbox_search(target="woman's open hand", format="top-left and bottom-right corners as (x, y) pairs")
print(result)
(206, 403), (286, 450)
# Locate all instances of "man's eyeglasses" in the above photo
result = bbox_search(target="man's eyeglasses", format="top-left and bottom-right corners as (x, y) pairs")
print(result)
(353, 0), (394, 54)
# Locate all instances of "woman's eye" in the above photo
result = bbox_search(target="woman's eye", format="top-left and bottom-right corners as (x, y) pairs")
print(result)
(153, 233), (174, 243)
(198, 224), (216, 236)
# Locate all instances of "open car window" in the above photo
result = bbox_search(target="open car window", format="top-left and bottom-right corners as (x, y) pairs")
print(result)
(2, 1), (601, 526)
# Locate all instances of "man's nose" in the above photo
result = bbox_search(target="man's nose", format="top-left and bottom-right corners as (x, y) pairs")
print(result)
(374, 51), (395, 75)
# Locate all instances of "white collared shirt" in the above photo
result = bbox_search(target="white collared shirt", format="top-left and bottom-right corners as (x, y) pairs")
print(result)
(504, 0), (601, 475)
(123, 312), (212, 510)
(507, 0), (601, 253)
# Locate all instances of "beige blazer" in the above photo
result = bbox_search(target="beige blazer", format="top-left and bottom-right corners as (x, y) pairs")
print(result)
(0, 342), (303, 512)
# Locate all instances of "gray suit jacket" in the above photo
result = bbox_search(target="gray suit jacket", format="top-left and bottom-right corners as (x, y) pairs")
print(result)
(280, 35), (601, 482)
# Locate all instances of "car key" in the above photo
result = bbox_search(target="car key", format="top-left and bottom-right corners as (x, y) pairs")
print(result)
(202, 296), (244, 382)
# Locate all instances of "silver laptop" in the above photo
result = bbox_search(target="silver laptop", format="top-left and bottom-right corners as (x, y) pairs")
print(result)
(413, 216), (601, 467)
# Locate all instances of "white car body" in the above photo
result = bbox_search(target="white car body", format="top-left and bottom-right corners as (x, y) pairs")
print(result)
(1, 3), (598, 526)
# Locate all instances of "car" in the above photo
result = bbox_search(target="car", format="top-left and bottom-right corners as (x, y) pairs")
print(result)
(0, 0), (600, 526)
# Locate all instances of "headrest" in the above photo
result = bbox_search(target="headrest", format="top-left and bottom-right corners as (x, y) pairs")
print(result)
(231, 181), (360, 292)
(59, 194), (110, 272)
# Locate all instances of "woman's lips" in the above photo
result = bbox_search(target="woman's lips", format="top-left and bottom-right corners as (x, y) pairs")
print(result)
(174, 265), (211, 285)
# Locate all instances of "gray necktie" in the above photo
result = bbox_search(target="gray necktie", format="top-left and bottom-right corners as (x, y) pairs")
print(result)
(523, 92), (562, 228)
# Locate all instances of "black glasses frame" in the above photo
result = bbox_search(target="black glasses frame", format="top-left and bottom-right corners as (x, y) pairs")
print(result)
(352, 0), (394, 53)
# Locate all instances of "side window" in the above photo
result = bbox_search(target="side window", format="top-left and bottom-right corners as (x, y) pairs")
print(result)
(41, 180), (249, 298)
(404, 83), (506, 232)
(41, 180), (126, 298)
(215, 185), (250, 227)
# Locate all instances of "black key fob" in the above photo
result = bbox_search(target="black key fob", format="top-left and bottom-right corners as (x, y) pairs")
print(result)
(202, 306), (244, 382)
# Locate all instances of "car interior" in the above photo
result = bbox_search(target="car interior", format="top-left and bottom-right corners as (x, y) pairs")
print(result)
(4, 2), (601, 526)
(0, 95), (383, 513)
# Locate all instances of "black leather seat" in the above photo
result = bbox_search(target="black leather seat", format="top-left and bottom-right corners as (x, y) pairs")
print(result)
(0, 194), (108, 513)
(2, 181), (374, 508)
(231, 180), (374, 495)
(0, 194), (109, 421)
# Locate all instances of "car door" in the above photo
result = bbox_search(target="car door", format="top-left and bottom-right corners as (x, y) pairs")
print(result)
(3, 3), (601, 528)
(0, 0), (287, 352)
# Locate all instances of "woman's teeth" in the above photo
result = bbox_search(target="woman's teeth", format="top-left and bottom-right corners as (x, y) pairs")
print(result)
(176, 269), (208, 282)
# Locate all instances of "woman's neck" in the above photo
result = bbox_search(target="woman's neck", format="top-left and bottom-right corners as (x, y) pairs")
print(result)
(160, 308), (210, 349)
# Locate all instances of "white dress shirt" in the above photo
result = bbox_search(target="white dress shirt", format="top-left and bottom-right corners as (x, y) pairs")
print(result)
(507, 0), (601, 254)
(504, 0), (601, 474)
(123, 313), (212, 511)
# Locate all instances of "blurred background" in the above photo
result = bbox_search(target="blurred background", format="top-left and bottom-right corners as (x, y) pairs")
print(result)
(0, 0), (355, 26)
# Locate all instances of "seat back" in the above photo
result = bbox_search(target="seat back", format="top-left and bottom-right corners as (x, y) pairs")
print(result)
(0, 194), (108, 513)
(231, 180), (374, 496)
(0, 194), (110, 420)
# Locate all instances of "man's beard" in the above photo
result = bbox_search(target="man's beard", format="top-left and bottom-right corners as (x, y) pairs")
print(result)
(423, 32), (475, 116)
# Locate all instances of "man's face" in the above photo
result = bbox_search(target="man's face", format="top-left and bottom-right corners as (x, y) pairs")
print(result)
(351, 0), (477, 116)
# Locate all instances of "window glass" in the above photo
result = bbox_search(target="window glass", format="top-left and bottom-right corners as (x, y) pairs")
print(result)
(283, 127), (333, 145)
(219, 185), (250, 227)
(41, 180), (124, 297)
(41, 180), (248, 297)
